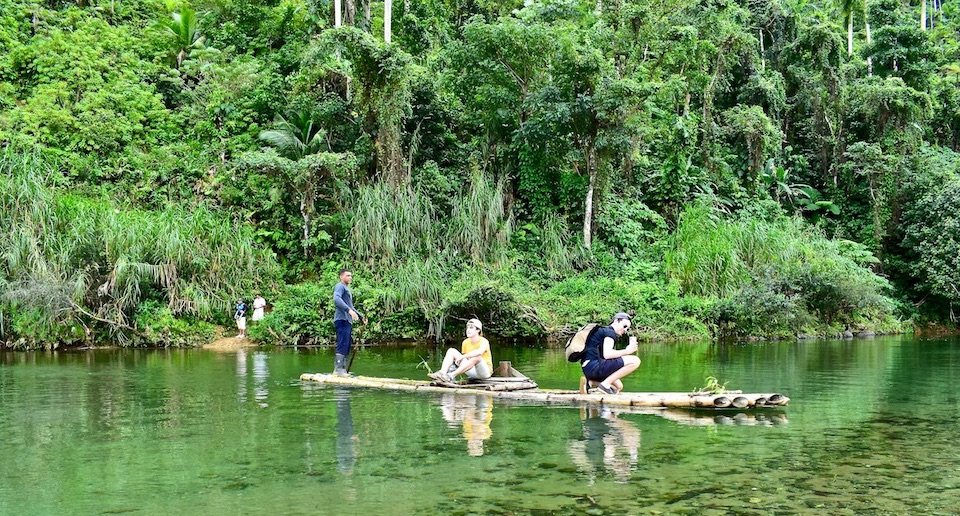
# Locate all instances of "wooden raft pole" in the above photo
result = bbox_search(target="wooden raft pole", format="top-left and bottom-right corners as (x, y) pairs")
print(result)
(299, 373), (789, 409)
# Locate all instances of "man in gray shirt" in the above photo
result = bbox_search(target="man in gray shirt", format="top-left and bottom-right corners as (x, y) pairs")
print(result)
(333, 268), (364, 376)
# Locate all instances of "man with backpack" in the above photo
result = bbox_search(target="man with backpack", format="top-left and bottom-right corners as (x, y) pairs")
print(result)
(579, 312), (640, 394)
(234, 298), (247, 338)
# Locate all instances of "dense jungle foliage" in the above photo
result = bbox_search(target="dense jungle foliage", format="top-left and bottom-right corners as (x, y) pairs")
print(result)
(2, 0), (959, 348)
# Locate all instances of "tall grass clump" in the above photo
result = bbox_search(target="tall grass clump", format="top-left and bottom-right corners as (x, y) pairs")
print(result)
(349, 182), (438, 266)
(445, 174), (513, 266)
(530, 272), (711, 340)
(514, 213), (584, 278)
(665, 201), (896, 336)
(349, 174), (513, 267)
(538, 214), (580, 272)
(665, 203), (795, 297)
(0, 148), (277, 347)
(385, 258), (451, 337)
(345, 174), (516, 339)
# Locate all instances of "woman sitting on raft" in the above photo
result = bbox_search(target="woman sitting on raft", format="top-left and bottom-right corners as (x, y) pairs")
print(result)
(429, 319), (492, 383)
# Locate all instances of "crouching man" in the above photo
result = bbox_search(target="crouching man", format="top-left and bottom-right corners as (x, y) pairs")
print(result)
(581, 313), (640, 394)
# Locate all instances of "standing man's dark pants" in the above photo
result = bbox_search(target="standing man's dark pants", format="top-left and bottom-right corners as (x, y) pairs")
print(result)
(335, 320), (352, 357)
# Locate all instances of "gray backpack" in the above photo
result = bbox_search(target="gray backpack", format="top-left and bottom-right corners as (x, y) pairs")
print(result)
(565, 323), (599, 362)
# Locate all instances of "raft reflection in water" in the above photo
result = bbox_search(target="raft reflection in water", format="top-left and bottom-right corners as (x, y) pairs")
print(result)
(439, 393), (493, 456)
(568, 407), (641, 484)
(656, 408), (789, 426)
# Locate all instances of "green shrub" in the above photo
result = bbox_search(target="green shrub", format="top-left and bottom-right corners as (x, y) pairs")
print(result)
(529, 273), (711, 340)
(712, 271), (808, 339)
(247, 282), (334, 345)
(512, 213), (587, 281)
(444, 283), (546, 339)
(902, 179), (960, 318)
(133, 301), (216, 348)
(595, 193), (668, 261)
(1, 306), (85, 349)
(667, 202), (895, 337)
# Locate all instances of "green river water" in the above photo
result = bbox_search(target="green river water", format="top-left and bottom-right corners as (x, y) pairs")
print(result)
(2, 335), (960, 515)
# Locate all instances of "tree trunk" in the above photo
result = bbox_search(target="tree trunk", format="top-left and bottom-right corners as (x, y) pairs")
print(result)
(342, 0), (353, 94)
(301, 200), (310, 259)
(300, 184), (315, 259)
(365, 0), (371, 23)
(384, 0), (392, 43)
(868, 173), (881, 250)
(345, 0), (355, 25)
(847, 11), (853, 55)
(866, 18), (872, 76)
(582, 145), (597, 249)
(380, 115), (406, 187)
(702, 40), (731, 171)
(759, 29), (765, 70)
(920, 0), (927, 30)
(334, 0), (342, 27)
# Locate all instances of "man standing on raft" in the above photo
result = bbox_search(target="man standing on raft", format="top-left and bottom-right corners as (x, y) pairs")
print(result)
(581, 313), (640, 394)
(333, 268), (365, 376)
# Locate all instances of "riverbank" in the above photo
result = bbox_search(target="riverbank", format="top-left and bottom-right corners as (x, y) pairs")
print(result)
(204, 336), (259, 351)
(2, 326), (913, 352)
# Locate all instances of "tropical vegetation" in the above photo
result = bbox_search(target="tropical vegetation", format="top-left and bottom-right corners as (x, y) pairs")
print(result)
(2, 0), (958, 348)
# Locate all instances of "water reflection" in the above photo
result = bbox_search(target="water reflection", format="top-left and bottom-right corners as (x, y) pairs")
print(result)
(568, 407), (641, 484)
(236, 350), (270, 405)
(298, 385), (358, 479)
(8, 338), (960, 514)
(439, 393), (493, 456)
(617, 407), (789, 426)
(236, 349), (247, 401)
(253, 352), (269, 403)
(333, 387), (358, 474)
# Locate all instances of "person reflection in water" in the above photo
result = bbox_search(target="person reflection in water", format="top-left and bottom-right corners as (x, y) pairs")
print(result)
(568, 407), (641, 483)
(334, 387), (358, 474)
(439, 393), (493, 456)
(236, 350), (270, 406)
(252, 351), (269, 404)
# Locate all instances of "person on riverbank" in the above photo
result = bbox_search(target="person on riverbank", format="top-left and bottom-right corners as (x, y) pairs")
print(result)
(429, 318), (492, 383)
(252, 294), (267, 322)
(581, 312), (639, 394)
(333, 268), (365, 376)
(234, 299), (247, 338)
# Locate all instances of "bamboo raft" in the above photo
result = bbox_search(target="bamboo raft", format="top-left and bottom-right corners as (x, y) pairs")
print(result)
(300, 363), (789, 409)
